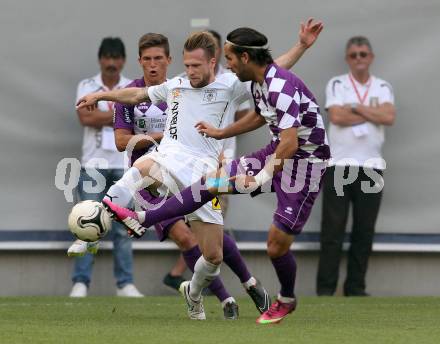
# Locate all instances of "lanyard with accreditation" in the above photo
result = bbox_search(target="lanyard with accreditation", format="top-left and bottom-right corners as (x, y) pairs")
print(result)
(349, 74), (372, 138)
(100, 85), (118, 151)
(349, 73), (372, 105)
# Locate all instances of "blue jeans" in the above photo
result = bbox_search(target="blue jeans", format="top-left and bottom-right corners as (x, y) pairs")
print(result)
(72, 168), (134, 288)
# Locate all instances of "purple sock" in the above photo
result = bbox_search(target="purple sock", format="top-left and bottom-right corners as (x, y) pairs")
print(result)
(141, 179), (215, 228)
(182, 245), (231, 302)
(271, 251), (297, 298)
(181, 245), (202, 273)
(223, 233), (252, 283)
(207, 276), (232, 303)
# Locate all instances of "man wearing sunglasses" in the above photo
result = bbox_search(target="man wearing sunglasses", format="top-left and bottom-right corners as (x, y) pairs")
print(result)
(317, 36), (396, 297)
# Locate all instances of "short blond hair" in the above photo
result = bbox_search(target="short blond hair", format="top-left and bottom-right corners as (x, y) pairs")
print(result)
(183, 31), (216, 59)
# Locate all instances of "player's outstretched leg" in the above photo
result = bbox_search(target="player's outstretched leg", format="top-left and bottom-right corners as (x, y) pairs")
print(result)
(102, 173), (228, 238)
(136, 178), (217, 230)
(102, 198), (148, 237)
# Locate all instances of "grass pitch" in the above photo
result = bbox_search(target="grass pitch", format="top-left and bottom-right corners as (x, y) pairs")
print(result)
(0, 296), (439, 344)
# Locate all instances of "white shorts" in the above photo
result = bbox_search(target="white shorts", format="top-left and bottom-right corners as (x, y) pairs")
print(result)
(145, 148), (223, 226)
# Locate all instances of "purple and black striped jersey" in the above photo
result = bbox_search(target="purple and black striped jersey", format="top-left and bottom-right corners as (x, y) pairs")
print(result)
(251, 64), (330, 161)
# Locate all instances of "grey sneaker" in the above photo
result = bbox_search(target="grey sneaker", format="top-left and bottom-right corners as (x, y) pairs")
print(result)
(179, 281), (206, 320)
(116, 284), (144, 297)
(67, 240), (99, 257)
(223, 301), (239, 320)
(69, 282), (87, 297)
(246, 280), (271, 314)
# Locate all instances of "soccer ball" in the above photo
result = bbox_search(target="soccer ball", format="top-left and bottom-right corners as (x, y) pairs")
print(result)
(68, 200), (112, 242)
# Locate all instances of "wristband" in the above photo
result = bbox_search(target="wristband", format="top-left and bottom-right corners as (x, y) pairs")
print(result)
(206, 177), (230, 189)
(254, 169), (272, 186)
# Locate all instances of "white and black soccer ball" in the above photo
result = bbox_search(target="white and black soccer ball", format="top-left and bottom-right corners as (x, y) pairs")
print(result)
(68, 200), (112, 242)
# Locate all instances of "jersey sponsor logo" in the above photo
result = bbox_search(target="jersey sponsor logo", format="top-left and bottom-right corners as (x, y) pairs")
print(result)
(137, 118), (146, 129)
(123, 107), (131, 124)
(172, 89), (181, 99)
(203, 89), (217, 102)
(212, 197), (221, 210)
(169, 101), (179, 139)
(284, 206), (293, 215)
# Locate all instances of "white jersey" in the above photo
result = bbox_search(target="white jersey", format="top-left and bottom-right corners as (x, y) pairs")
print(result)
(76, 73), (131, 169)
(177, 66), (251, 159)
(216, 66), (251, 159)
(325, 73), (394, 169)
(147, 73), (251, 163)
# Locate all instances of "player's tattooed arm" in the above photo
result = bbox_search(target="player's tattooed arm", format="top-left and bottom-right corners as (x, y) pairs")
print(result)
(274, 18), (323, 70)
(76, 87), (150, 110)
(195, 110), (266, 139)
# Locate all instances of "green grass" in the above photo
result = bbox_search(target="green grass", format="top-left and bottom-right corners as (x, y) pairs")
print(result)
(0, 296), (439, 344)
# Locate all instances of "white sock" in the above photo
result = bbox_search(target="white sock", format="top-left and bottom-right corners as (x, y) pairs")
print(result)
(104, 167), (148, 207)
(243, 276), (257, 290)
(221, 296), (236, 308)
(189, 256), (221, 301)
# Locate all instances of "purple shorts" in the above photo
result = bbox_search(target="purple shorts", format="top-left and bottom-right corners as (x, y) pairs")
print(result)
(226, 141), (327, 235)
(137, 189), (184, 242)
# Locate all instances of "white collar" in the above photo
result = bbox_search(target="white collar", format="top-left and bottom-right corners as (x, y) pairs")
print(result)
(348, 73), (374, 87)
(92, 73), (128, 90)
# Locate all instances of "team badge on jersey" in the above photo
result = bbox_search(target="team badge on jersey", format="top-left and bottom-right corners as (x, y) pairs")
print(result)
(172, 89), (181, 99)
(203, 89), (217, 102)
(211, 197), (222, 210)
(137, 102), (150, 114)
